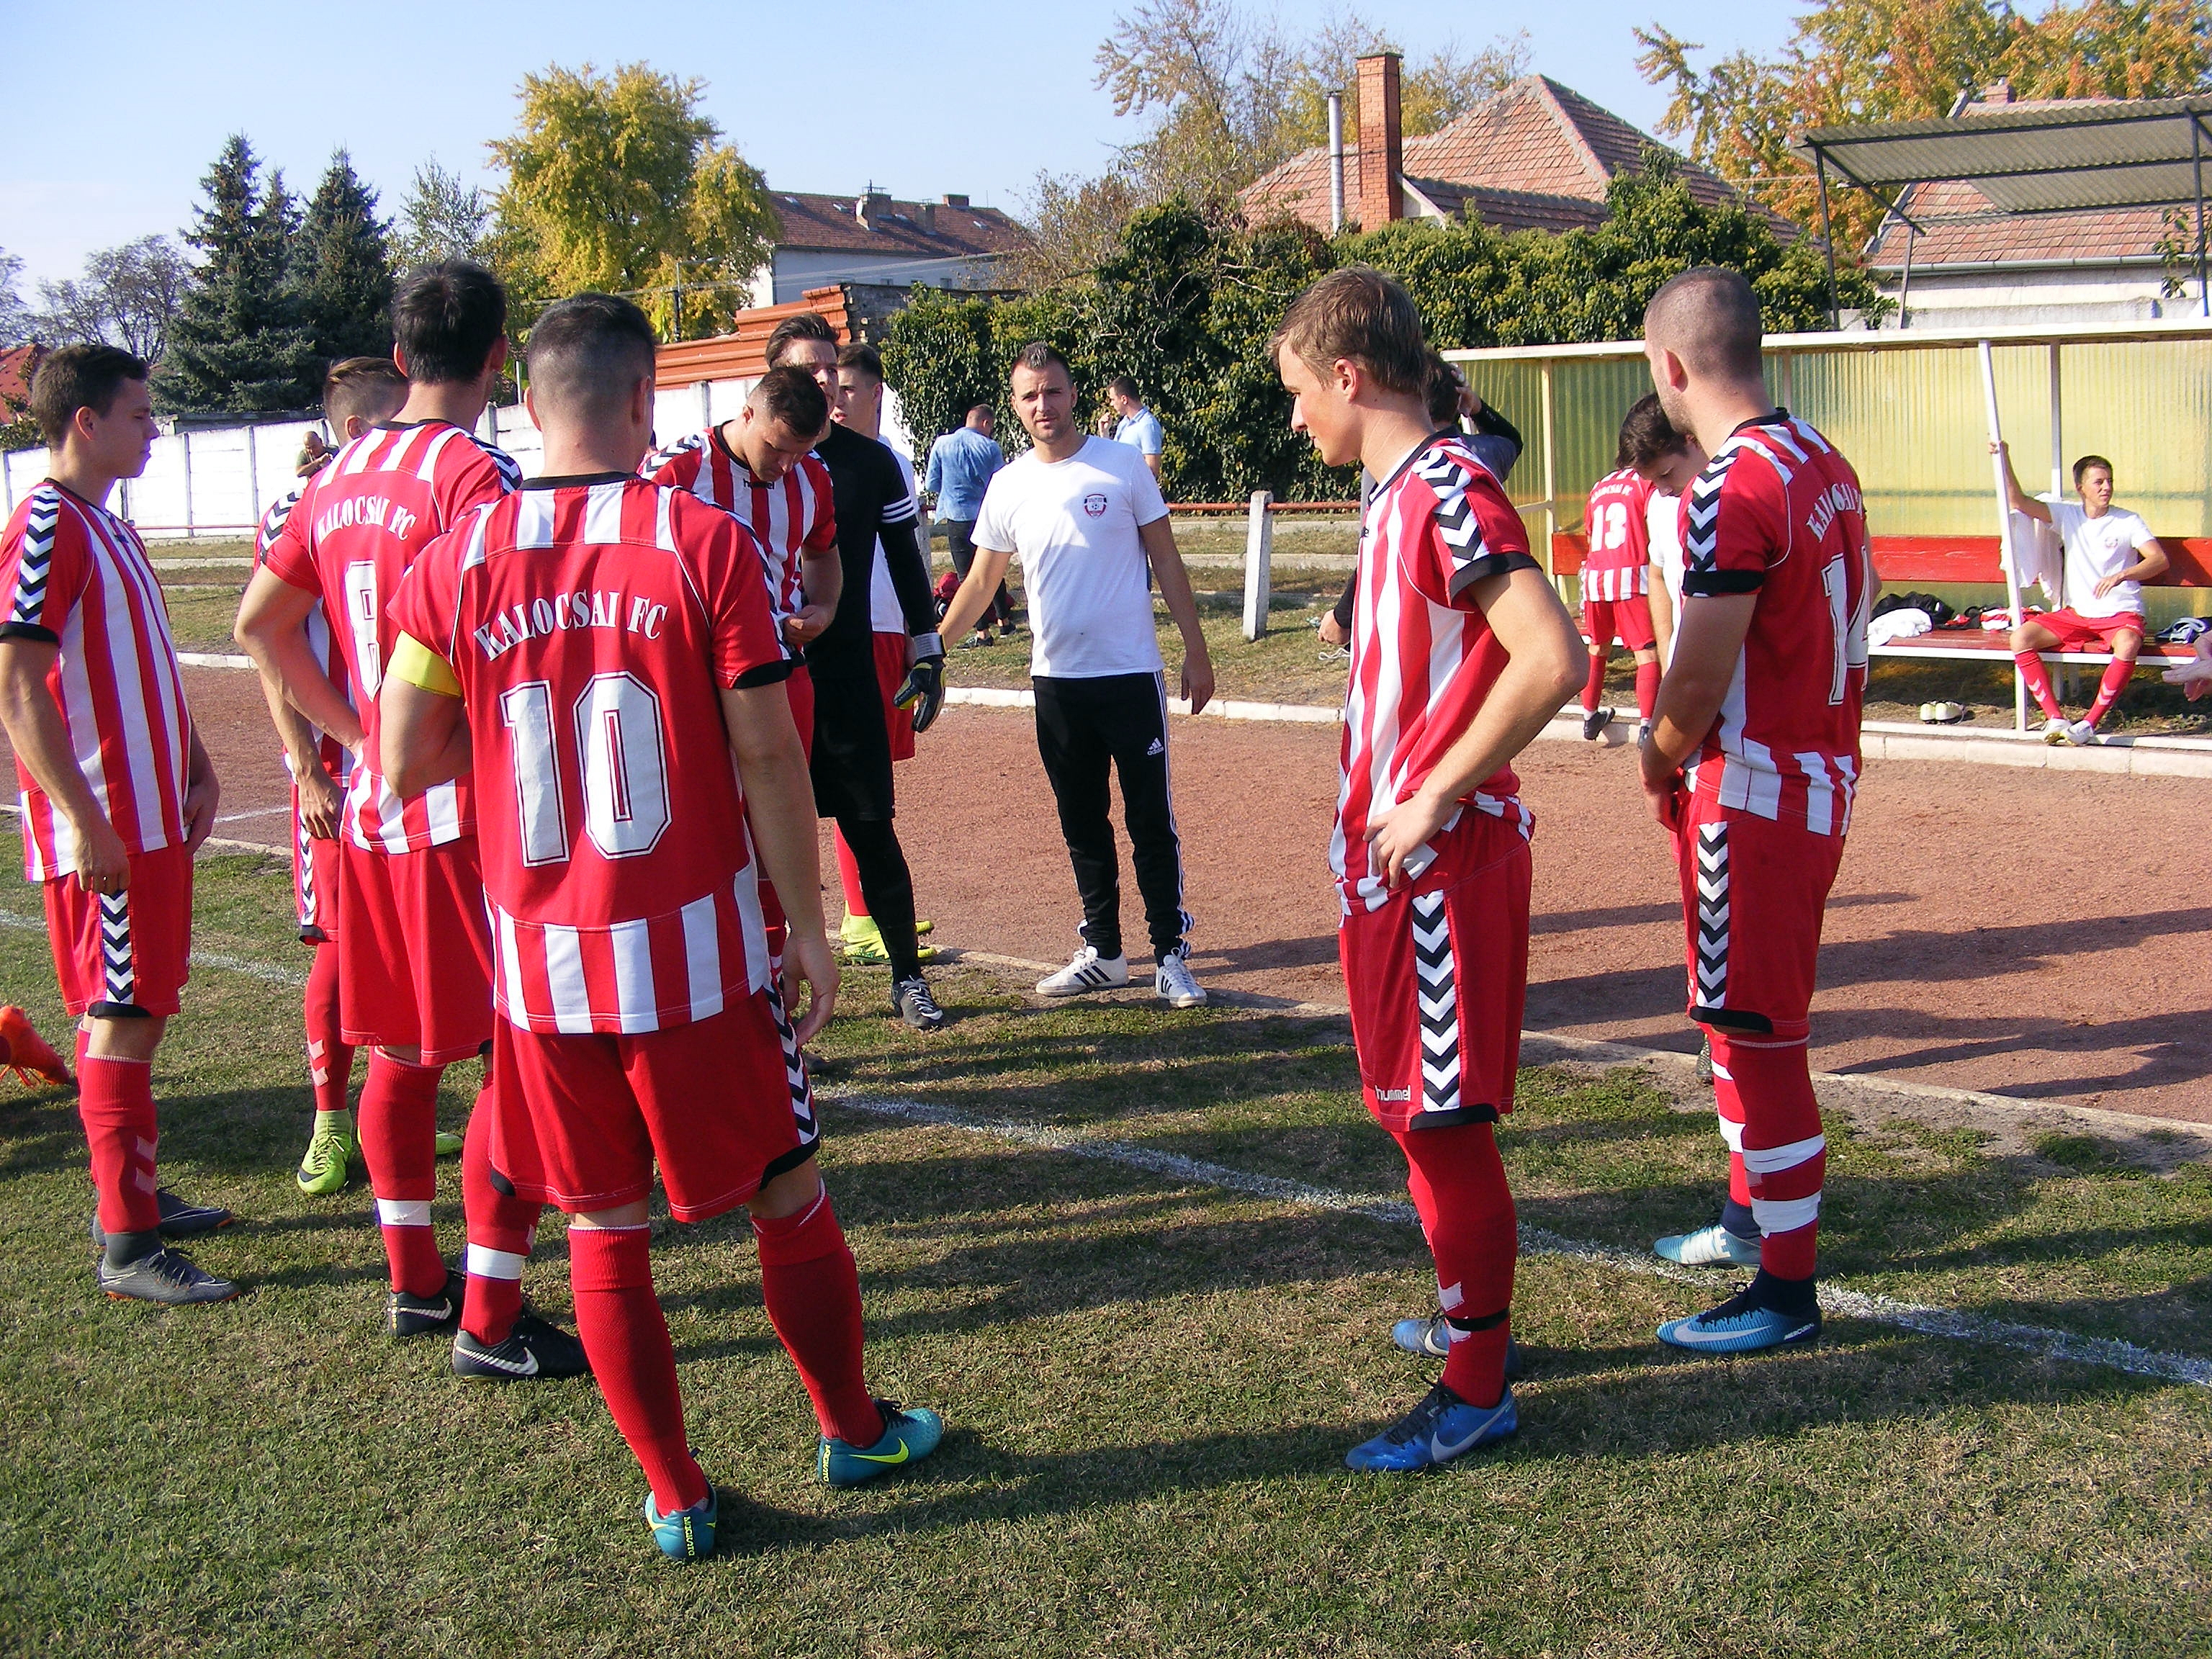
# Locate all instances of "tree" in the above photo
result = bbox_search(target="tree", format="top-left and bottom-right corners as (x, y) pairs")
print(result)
(34, 236), (193, 361)
(156, 135), (315, 413)
(487, 62), (781, 338)
(393, 158), (492, 271)
(1278, 17), (1530, 150)
(0, 250), (32, 349)
(1637, 0), (2212, 249)
(295, 150), (394, 367)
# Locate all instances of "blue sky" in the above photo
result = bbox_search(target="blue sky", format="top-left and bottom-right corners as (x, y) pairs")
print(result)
(0, 0), (1802, 289)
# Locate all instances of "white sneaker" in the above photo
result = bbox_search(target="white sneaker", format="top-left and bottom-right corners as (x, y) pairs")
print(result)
(2064, 718), (2099, 746)
(2041, 717), (2071, 745)
(1036, 946), (1128, 997)
(1155, 949), (1207, 1008)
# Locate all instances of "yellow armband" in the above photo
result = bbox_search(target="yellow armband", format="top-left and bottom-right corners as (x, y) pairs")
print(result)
(385, 632), (462, 698)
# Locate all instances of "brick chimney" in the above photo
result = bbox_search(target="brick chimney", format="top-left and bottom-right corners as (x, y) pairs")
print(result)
(855, 186), (891, 230)
(1981, 77), (2014, 105)
(1357, 53), (1403, 228)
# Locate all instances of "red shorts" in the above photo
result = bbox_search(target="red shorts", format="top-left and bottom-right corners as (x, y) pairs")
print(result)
(786, 665), (815, 761)
(1339, 811), (1531, 1133)
(487, 990), (818, 1221)
(43, 842), (193, 1017)
(292, 786), (340, 943)
(2028, 608), (2144, 651)
(1582, 595), (1656, 653)
(1673, 792), (1846, 1041)
(338, 836), (494, 1063)
(873, 632), (914, 763)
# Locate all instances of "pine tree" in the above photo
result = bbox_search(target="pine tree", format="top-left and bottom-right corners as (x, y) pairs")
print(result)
(155, 135), (315, 413)
(296, 150), (394, 368)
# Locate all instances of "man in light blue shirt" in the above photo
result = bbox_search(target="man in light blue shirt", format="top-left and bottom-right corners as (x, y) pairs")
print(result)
(923, 404), (1012, 640)
(1107, 377), (1164, 481)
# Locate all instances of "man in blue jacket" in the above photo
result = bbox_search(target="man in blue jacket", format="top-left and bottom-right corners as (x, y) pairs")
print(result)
(924, 405), (1010, 644)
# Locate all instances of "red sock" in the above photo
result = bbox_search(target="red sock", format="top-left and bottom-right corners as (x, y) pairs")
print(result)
(358, 1052), (446, 1295)
(835, 830), (868, 920)
(461, 1081), (537, 1346)
(1712, 1033), (1825, 1280)
(303, 945), (354, 1116)
(1393, 1122), (1517, 1408)
(2014, 649), (2063, 719)
(754, 1187), (883, 1445)
(1634, 660), (1660, 722)
(569, 1226), (706, 1514)
(78, 1052), (160, 1236)
(2085, 657), (2134, 727)
(1581, 648), (1606, 714)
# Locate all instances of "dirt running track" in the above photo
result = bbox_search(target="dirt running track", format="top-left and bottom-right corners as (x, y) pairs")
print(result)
(22, 667), (2211, 1124)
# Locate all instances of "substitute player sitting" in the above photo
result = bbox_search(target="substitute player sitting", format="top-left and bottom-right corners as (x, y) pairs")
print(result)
(1640, 267), (1871, 1354)
(1578, 432), (1661, 742)
(381, 293), (941, 1563)
(1994, 444), (2169, 746)
(1276, 269), (1583, 1470)
(0, 346), (233, 1303)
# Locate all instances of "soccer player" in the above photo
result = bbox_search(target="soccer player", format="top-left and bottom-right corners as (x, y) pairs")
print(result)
(1578, 441), (1660, 742)
(379, 292), (941, 1563)
(1274, 271), (1583, 1470)
(829, 342), (940, 968)
(250, 356), (408, 1197)
(1619, 392), (1706, 670)
(762, 313), (948, 1033)
(238, 262), (583, 1380)
(1992, 444), (2170, 745)
(1639, 266), (1872, 1354)
(940, 343), (1217, 1010)
(0, 345), (235, 1303)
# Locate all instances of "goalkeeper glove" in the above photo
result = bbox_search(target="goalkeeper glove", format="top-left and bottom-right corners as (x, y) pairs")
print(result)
(896, 632), (947, 733)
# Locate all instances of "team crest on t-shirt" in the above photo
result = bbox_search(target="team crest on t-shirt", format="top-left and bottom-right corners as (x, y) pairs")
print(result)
(1082, 493), (1108, 517)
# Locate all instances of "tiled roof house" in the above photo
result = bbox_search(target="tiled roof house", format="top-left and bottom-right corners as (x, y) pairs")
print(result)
(742, 188), (1030, 309)
(1240, 59), (1757, 237)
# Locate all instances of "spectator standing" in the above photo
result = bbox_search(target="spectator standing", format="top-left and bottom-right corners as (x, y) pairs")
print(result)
(1107, 377), (1165, 480)
(924, 405), (1012, 642)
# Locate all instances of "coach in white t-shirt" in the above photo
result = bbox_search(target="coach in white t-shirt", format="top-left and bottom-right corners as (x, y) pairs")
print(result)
(941, 341), (1216, 1008)
(1995, 444), (2170, 744)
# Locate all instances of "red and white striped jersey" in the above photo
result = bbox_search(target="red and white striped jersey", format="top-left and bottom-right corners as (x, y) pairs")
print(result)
(0, 483), (194, 882)
(641, 428), (835, 660)
(1581, 468), (1652, 601)
(1680, 413), (1871, 835)
(255, 484), (355, 786)
(261, 421), (518, 853)
(387, 476), (791, 1035)
(1335, 433), (1539, 911)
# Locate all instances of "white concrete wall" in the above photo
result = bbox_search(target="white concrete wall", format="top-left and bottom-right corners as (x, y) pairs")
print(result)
(1881, 265), (2195, 331)
(765, 247), (1007, 305)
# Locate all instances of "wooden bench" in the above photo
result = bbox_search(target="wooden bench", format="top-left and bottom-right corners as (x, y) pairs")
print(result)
(1547, 530), (2211, 667)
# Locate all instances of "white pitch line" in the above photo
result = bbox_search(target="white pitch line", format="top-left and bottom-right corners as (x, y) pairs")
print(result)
(832, 1092), (2212, 1390)
(0, 908), (307, 989)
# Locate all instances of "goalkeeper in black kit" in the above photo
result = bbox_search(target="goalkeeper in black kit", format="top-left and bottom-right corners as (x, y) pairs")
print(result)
(762, 313), (949, 1032)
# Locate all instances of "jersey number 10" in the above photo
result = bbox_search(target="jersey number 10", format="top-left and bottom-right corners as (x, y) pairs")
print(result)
(499, 673), (673, 866)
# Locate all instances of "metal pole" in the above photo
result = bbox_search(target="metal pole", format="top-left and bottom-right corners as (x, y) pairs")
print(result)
(2047, 343), (2064, 500)
(1539, 359), (1559, 585)
(180, 429), (194, 539)
(1327, 94), (1346, 236)
(1979, 341), (2029, 733)
(1815, 152), (1840, 328)
(1897, 226), (1916, 328)
(244, 423), (260, 523)
(2195, 119), (2208, 317)
(1241, 490), (1273, 641)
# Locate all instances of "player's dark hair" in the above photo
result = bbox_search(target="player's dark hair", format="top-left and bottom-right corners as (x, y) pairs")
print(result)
(390, 260), (507, 385)
(763, 310), (838, 368)
(1617, 392), (1691, 471)
(750, 364), (830, 436)
(1642, 266), (1763, 384)
(1107, 374), (1139, 400)
(1271, 268), (1427, 397)
(1424, 354), (1464, 428)
(2073, 454), (2114, 487)
(835, 342), (884, 382)
(1010, 341), (1072, 383)
(524, 293), (657, 421)
(321, 356), (408, 431)
(30, 343), (149, 449)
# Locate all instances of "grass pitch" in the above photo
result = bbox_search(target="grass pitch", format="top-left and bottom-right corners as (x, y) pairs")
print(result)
(1, 840), (2208, 1657)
